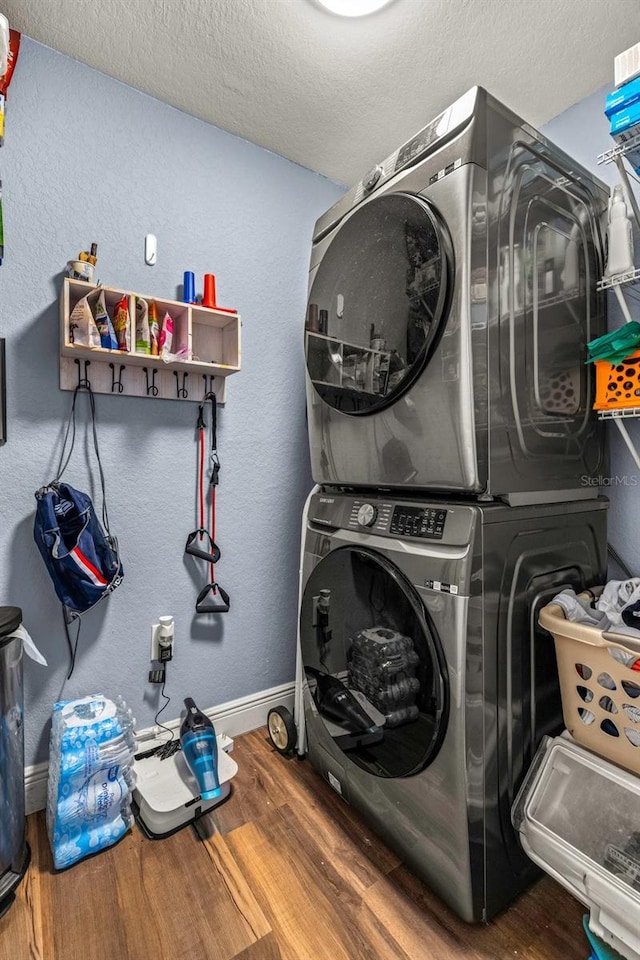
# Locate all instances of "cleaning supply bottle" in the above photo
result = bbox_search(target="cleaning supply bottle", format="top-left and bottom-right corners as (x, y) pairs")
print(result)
(179, 698), (221, 800)
(605, 184), (635, 278)
(561, 224), (580, 292)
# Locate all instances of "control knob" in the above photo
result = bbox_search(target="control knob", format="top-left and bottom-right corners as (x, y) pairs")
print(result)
(357, 503), (378, 527)
(362, 165), (383, 192)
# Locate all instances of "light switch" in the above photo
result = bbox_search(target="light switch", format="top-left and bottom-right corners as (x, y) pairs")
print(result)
(145, 234), (157, 266)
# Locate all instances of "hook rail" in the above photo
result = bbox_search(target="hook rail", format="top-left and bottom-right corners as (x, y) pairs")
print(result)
(143, 367), (159, 397)
(74, 359), (91, 390)
(174, 371), (189, 399)
(109, 363), (125, 394)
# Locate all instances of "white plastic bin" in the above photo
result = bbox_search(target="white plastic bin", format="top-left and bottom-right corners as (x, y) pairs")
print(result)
(512, 734), (640, 960)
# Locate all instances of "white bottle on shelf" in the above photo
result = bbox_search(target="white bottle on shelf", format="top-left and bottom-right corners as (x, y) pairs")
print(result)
(605, 184), (635, 277)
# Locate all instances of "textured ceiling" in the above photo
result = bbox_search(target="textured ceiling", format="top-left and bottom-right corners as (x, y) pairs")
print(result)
(2, 0), (634, 185)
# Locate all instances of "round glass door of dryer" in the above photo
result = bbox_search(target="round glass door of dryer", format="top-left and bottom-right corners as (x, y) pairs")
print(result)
(305, 192), (454, 415)
(300, 546), (449, 778)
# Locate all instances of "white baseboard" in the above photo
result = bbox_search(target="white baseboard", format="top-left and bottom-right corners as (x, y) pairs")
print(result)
(25, 680), (295, 815)
(25, 761), (50, 816)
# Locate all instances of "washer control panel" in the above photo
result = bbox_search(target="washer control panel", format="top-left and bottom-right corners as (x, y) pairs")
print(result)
(311, 493), (474, 546)
(348, 498), (392, 534)
(395, 116), (443, 172)
(362, 164), (383, 192)
(390, 505), (447, 540)
(356, 503), (378, 527)
(344, 498), (447, 539)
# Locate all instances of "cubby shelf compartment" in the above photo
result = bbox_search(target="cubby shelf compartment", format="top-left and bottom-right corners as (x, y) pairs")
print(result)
(59, 278), (241, 403)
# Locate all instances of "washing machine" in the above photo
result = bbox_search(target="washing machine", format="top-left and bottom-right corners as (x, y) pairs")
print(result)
(304, 86), (608, 503)
(296, 487), (607, 922)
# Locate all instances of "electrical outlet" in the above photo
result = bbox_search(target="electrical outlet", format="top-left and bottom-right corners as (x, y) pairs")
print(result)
(150, 616), (174, 661)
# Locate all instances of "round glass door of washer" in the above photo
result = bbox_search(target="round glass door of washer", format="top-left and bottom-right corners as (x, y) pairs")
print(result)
(300, 545), (449, 778)
(305, 192), (453, 415)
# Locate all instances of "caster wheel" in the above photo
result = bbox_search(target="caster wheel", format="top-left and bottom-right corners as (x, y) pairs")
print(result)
(267, 706), (296, 755)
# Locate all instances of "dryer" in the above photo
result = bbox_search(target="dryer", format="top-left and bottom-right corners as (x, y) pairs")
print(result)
(304, 87), (608, 503)
(297, 488), (608, 922)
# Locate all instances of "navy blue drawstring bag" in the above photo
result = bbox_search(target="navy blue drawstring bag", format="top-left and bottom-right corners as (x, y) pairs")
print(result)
(34, 386), (123, 675)
(34, 481), (122, 615)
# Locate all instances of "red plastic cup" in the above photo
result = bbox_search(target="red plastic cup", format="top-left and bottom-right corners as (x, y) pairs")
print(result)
(203, 274), (217, 308)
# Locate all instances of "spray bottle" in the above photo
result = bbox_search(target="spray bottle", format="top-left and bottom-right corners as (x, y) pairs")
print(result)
(179, 698), (221, 800)
(605, 184), (635, 278)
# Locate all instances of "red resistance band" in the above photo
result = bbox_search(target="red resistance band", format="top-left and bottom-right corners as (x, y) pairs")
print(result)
(197, 396), (220, 583)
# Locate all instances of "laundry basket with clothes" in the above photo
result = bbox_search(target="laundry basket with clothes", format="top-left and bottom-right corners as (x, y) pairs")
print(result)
(539, 581), (640, 776)
(549, 580), (640, 638)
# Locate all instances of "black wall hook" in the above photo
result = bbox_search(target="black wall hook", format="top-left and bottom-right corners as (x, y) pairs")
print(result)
(109, 363), (125, 394)
(174, 371), (188, 398)
(202, 374), (215, 398)
(74, 358), (91, 390)
(143, 367), (159, 397)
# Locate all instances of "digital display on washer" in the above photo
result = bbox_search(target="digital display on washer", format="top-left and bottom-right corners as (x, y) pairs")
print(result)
(395, 118), (441, 172)
(390, 505), (447, 539)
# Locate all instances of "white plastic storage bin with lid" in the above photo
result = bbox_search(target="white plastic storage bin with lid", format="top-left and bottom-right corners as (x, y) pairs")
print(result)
(512, 735), (640, 960)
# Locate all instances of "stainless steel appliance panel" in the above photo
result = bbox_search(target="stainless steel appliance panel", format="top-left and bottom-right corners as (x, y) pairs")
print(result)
(298, 490), (608, 921)
(0, 632), (28, 911)
(304, 87), (607, 501)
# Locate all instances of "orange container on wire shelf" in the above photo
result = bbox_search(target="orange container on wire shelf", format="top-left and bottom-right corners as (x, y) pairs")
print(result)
(593, 349), (640, 410)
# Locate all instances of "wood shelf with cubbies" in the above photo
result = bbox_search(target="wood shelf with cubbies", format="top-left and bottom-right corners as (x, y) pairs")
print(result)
(59, 278), (241, 403)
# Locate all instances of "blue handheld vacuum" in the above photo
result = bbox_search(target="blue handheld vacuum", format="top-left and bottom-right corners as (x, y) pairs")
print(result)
(180, 697), (221, 800)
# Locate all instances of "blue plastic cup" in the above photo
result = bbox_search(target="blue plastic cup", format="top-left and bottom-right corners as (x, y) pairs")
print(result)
(183, 271), (196, 304)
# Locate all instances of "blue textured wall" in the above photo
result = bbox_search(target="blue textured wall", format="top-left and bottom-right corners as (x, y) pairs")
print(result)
(0, 39), (343, 765)
(2, 40), (630, 770)
(542, 87), (640, 578)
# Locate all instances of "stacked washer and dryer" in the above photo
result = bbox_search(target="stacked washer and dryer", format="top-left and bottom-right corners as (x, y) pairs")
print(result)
(296, 87), (610, 923)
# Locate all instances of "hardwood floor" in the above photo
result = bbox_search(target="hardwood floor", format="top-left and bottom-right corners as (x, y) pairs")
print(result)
(2, 728), (586, 960)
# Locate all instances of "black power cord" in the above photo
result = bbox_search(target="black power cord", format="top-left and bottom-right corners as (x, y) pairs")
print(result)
(138, 665), (179, 760)
(63, 614), (82, 680)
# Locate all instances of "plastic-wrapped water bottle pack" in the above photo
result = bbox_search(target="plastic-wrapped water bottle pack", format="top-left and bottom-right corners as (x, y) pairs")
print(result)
(46, 694), (136, 870)
(348, 626), (421, 728)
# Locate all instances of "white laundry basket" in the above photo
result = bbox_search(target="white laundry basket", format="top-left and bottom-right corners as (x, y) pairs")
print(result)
(539, 591), (640, 776)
